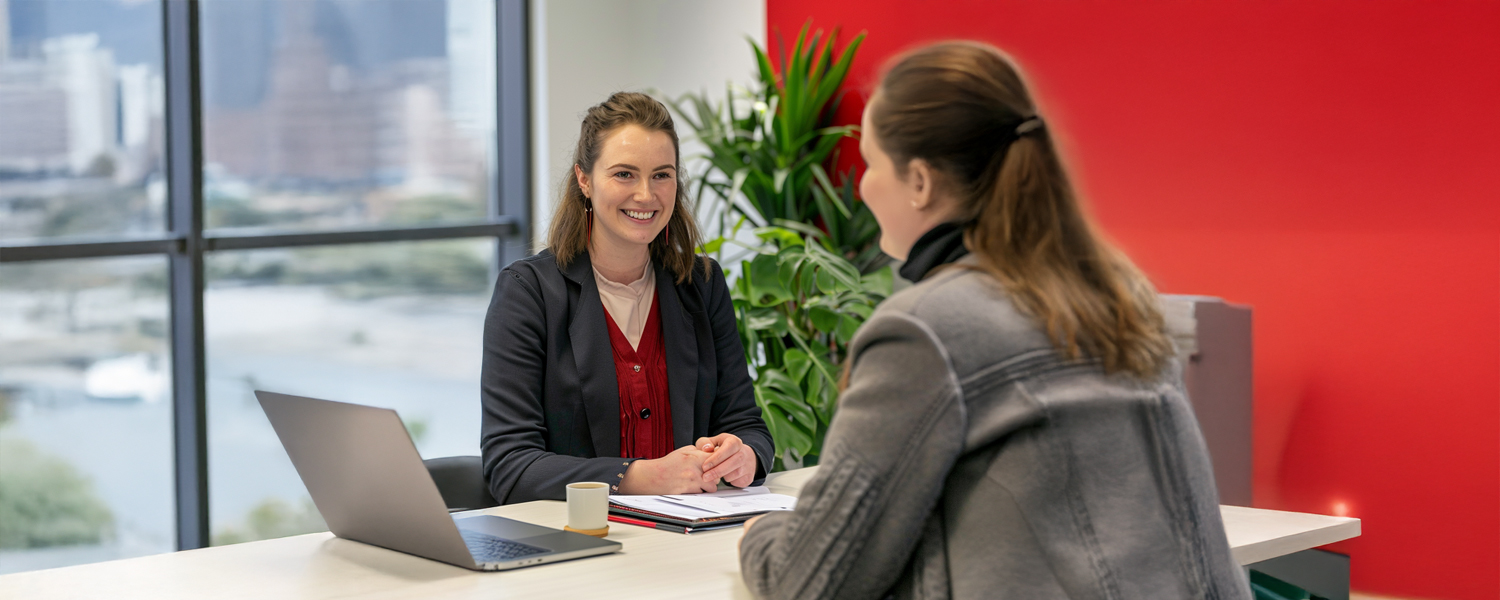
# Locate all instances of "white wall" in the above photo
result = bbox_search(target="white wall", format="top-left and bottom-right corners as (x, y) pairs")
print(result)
(530, 0), (766, 252)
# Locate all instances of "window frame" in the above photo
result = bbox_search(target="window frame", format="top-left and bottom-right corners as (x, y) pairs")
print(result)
(0, 0), (531, 551)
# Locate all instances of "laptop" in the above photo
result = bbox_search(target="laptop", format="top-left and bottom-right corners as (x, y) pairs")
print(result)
(256, 390), (621, 571)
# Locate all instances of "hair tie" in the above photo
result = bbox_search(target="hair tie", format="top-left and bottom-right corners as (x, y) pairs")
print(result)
(1014, 115), (1044, 137)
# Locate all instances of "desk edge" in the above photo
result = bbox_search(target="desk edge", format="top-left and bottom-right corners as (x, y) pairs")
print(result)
(1232, 519), (1362, 565)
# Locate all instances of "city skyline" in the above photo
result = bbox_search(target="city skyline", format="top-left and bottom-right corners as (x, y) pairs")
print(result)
(1, 0), (497, 242)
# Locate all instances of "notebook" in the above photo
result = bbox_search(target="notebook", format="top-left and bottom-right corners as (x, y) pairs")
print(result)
(608, 486), (797, 530)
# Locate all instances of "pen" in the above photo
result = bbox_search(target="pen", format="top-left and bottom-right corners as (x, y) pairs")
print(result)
(609, 514), (689, 534)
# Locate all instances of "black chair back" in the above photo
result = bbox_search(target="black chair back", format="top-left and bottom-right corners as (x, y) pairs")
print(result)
(422, 455), (498, 511)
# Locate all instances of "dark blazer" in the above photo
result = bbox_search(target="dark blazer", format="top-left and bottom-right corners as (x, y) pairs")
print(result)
(480, 249), (773, 504)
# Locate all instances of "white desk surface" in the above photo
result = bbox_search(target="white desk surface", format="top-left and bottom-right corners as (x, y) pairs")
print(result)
(0, 467), (1359, 600)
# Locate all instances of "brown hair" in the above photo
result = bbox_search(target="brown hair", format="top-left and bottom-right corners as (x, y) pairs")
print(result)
(869, 41), (1173, 378)
(547, 92), (705, 283)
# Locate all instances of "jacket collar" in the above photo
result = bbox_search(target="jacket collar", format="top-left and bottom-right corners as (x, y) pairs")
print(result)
(565, 251), (621, 457)
(899, 222), (970, 282)
(560, 249), (594, 285)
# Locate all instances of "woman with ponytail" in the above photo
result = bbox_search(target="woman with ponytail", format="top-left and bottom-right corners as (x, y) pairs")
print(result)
(738, 43), (1249, 599)
(480, 92), (770, 503)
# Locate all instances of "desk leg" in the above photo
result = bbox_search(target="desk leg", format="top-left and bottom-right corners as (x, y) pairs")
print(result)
(1247, 549), (1350, 600)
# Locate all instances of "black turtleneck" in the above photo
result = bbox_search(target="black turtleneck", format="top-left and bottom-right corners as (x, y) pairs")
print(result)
(898, 222), (970, 282)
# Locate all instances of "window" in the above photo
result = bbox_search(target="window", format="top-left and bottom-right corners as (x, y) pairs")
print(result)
(0, 256), (172, 572)
(204, 239), (494, 544)
(200, 0), (496, 234)
(0, 0), (528, 571)
(0, 0), (166, 244)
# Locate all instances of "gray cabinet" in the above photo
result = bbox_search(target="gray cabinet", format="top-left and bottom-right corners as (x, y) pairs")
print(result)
(1163, 296), (1253, 507)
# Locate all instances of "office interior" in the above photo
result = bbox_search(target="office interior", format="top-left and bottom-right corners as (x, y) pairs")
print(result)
(0, 1), (1494, 599)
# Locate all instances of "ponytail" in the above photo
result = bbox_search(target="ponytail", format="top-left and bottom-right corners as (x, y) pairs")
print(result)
(872, 42), (1173, 378)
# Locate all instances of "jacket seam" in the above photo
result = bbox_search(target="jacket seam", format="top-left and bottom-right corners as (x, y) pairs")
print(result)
(1019, 379), (1123, 599)
(1143, 391), (1218, 598)
(505, 268), (545, 307)
(960, 350), (1103, 401)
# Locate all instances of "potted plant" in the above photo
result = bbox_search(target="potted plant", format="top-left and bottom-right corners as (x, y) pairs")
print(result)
(672, 24), (891, 469)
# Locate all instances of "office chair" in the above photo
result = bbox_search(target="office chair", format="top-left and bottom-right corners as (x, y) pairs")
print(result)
(422, 455), (499, 511)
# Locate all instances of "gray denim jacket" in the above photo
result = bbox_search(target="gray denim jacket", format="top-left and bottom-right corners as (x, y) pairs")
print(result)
(739, 257), (1252, 599)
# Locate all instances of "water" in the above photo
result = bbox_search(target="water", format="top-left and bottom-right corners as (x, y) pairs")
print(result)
(0, 285), (487, 574)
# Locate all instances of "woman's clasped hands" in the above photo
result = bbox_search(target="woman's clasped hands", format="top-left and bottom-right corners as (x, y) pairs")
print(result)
(695, 432), (757, 488)
(617, 433), (758, 494)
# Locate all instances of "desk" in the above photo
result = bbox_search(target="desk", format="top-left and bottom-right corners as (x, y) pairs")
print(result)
(0, 467), (1360, 600)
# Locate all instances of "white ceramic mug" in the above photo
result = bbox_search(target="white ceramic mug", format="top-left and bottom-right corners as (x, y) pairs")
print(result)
(566, 482), (610, 531)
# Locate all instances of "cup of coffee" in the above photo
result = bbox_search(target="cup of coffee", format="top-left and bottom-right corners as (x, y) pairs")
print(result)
(564, 482), (610, 537)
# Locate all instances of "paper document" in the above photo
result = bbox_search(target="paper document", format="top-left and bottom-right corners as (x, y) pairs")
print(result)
(609, 486), (797, 519)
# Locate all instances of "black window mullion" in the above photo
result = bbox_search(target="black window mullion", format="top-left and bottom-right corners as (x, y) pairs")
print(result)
(496, 0), (531, 268)
(204, 221), (518, 252)
(0, 237), (183, 263)
(163, 0), (209, 552)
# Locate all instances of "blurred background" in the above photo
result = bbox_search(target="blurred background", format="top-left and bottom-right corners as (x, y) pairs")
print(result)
(1, 1), (1496, 599)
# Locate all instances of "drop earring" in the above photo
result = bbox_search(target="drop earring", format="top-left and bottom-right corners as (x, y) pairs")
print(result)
(584, 198), (593, 243)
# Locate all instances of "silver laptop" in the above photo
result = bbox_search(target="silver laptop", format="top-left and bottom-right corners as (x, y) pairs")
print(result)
(256, 390), (621, 571)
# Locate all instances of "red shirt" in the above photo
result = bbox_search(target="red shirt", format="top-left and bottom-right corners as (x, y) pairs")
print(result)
(603, 291), (674, 460)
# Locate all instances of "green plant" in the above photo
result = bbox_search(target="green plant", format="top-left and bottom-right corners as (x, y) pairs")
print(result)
(677, 24), (888, 470)
(671, 23), (884, 273)
(0, 438), (115, 549)
(726, 227), (893, 469)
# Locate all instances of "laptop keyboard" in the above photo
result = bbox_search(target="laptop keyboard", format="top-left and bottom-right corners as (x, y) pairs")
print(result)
(460, 529), (549, 562)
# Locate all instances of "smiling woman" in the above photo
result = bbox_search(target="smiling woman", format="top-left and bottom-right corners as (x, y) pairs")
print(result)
(478, 92), (773, 504)
(546, 93), (704, 284)
(574, 124), (680, 280)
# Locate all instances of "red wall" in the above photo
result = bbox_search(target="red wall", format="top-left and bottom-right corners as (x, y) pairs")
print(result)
(766, 1), (1500, 598)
